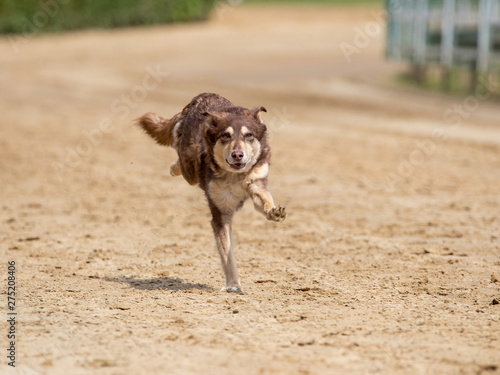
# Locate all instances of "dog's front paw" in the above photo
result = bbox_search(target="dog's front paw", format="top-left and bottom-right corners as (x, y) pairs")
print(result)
(266, 206), (287, 222)
(220, 285), (245, 294)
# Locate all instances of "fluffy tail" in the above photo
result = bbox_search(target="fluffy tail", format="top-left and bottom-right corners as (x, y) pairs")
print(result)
(135, 112), (177, 147)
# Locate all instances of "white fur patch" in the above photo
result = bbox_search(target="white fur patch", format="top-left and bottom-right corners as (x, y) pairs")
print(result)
(208, 178), (249, 214)
(172, 120), (183, 148)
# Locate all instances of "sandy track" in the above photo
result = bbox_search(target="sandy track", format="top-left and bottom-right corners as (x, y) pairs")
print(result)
(0, 4), (499, 375)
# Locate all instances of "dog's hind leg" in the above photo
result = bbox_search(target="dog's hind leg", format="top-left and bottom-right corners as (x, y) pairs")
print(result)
(209, 207), (242, 293)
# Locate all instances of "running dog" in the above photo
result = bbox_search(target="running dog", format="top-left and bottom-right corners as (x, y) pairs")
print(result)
(136, 93), (287, 293)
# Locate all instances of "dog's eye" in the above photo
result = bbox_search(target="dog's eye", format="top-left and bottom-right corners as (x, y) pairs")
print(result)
(245, 133), (254, 140)
(220, 132), (231, 140)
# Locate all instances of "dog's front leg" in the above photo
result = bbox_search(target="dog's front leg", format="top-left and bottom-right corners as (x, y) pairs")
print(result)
(248, 181), (287, 222)
(210, 207), (242, 293)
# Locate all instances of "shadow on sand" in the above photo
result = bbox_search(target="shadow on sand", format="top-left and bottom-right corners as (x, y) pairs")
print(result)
(101, 276), (213, 292)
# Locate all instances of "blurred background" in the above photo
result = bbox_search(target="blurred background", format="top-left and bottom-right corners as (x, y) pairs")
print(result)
(1, 0), (499, 92)
(1, 1), (500, 374)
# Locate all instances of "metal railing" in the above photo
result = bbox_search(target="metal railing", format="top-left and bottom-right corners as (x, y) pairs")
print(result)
(387, 0), (500, 88)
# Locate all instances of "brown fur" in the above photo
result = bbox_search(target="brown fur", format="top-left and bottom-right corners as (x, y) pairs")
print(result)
(136, 93), (286, 293)
(136, 112), (178, 147)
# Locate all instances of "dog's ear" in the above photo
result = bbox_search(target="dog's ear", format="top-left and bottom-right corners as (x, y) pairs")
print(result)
(203, 111), (227, 126)
(246, 106), (267, 123)
(203, 111), (224, 144)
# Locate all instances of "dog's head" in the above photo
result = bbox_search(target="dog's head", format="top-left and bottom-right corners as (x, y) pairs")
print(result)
(204, 106), (267, 173)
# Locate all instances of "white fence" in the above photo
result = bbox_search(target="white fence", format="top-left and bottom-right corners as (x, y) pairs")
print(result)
(387, 0), (500, 77)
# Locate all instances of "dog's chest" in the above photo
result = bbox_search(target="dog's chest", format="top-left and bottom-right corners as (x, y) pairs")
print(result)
(208, 177), (248, 214)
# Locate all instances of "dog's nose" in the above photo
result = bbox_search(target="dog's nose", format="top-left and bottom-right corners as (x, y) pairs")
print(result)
(231, 151), (244, 161)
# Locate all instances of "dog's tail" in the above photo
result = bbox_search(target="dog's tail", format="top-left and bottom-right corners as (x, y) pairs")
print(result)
(135, 112), (178, 147)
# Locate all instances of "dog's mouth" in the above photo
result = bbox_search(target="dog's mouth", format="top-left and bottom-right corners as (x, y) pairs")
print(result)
(227, 160), (247, 170)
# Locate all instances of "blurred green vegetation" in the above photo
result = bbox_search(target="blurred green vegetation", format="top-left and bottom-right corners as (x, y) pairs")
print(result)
(0, 0), (217, 34)
(398, 65), (500, 97)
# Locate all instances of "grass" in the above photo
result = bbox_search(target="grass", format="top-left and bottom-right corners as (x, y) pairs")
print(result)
(0, 0), (217, 34)
(397, 65), (500, 97)
(0, 0), (383, 35)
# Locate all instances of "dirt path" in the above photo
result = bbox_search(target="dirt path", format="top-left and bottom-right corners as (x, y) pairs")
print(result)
(1, 4), (499, 375)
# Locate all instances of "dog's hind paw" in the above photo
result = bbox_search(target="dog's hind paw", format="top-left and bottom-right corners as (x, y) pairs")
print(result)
(266, 206), (287, 222)
(170, 160), (182, 177)
(221, 286), (245, 294)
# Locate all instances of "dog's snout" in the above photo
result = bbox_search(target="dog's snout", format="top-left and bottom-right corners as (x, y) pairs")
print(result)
(231, 150), (244, 161)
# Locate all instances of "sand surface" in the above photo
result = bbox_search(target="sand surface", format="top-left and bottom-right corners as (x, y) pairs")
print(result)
(1, 4), (499, 375)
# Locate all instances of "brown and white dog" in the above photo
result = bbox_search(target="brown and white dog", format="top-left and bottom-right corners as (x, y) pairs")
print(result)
(136, 93), (286, 293)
